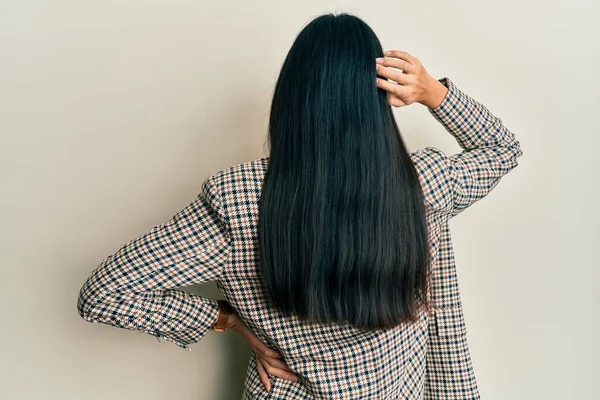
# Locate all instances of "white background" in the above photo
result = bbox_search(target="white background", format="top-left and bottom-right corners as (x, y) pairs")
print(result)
(1, 1), (598, 399)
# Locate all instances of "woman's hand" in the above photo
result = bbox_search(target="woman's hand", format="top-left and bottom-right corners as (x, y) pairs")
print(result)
(375, 50), (448, 109)
(225, 307), (299, 392)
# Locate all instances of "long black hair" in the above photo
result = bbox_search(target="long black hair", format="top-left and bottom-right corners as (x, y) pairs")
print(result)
(258, 12), (431, 330)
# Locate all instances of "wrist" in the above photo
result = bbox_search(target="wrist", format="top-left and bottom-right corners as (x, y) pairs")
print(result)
(421, 78), (449, 109)
(213, 299), (236, 331)
(219, 300), (239, 329)
(226, 313), (239, 330)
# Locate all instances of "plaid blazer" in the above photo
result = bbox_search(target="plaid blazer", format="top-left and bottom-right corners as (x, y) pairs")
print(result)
(77, 77), (523, 399)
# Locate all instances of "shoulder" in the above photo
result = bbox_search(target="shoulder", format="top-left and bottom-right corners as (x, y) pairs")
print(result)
(204, 157), (269, 218)
(208, 157), (269, 189)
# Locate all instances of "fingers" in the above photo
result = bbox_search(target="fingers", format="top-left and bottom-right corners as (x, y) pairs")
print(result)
(259, 353), (295, 373)
(256, 357), (272, 392)
(383, 50), (421, 67)
(257, 355), (299, 382)
(387, 92), (407, 107)
(376, 57), (416, 75)
(241, 320), (299, 391)
(235, 320), (282, 359)
(244, 331), (282, 359)
(376, 77), (407, 107)
(375, 50), (426, 108)
(375, 64), (411, 85)
(376, 77), (408, 99)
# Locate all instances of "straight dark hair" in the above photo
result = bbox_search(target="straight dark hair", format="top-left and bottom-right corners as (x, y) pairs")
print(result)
(258, 12), (431, 330)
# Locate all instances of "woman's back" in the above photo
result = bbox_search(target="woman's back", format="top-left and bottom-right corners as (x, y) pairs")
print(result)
(215, 156), (429, 399)
(210, 77), (523, 399)
(77, 77), (522, 400)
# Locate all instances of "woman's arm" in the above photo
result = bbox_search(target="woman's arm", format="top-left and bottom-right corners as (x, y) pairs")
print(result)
(77, 174), (230, 350)
(376, 50), (523, 218)
(413, 77), (523, 218)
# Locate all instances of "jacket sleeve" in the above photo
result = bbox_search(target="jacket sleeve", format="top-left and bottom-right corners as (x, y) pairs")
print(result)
(77, 174), (230, 351)
(411, 77), (523, 218)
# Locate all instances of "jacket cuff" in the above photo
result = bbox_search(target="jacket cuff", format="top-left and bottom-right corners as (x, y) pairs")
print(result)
(428, 77), (455, 114)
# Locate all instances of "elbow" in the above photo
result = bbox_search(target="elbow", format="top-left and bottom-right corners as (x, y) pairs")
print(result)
(514, 139), (524, 160)
(514, 142), (523, 171)
(508, 138), (523, 169)
(77, 285), (91, 321)
(77, 280), (98, 323)
(77, 256), (120, 323)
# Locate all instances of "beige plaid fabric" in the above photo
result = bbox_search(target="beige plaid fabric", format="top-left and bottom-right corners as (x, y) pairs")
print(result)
(78, 77), (523, 399)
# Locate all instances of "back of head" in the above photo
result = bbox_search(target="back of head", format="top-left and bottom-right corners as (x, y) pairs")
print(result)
(259, 12), (431, 330)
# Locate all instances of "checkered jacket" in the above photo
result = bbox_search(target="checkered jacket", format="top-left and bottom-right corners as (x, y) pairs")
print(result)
(77, 77), (523, 399)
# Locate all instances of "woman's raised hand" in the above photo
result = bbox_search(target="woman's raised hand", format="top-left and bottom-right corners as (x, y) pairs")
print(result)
(375, 50), (448, 109)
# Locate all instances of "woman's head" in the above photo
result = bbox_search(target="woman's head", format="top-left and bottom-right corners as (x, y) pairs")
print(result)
(267, 12), (392, 158)
(259, 12), (431, 330)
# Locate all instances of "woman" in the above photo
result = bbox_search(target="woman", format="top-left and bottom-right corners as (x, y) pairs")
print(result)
(77, 12), (522, 400)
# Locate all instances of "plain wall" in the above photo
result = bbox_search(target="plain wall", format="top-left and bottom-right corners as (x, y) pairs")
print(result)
(1, 1), (598, 399)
